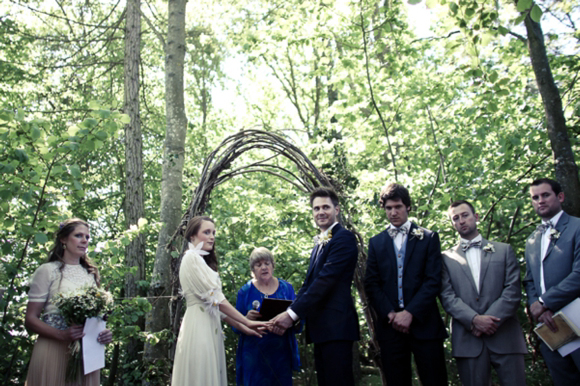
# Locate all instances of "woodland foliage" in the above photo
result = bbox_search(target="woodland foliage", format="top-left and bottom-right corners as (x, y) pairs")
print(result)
(1, 0), (579, 384)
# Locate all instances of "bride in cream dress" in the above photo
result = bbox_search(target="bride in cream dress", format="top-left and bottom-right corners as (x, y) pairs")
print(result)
(171, 216), (268, 386)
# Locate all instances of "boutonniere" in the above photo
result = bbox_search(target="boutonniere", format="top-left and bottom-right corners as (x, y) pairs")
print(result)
(313, 228), (333, 246)
(483, 244), (495, 253)
(410, 228), (424, 240)
(549, 228), (560, 240)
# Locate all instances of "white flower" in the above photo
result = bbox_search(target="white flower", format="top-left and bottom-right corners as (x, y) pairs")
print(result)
(483, 244), (495, 253)
(313, 229), (333, 246)
(199, 288), (221, 318)
(410, 228), (424, 240)
(549, 229), (560, 240)
(189, 242), (209, 256)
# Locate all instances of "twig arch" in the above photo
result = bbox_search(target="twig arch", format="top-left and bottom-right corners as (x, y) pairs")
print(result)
(168, 129), (383, 381)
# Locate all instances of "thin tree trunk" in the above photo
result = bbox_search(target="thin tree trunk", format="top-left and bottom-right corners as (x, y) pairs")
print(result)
(143, 0), (187, 378)
(123, 0), (146, 364)
(523, 11), (580, 216)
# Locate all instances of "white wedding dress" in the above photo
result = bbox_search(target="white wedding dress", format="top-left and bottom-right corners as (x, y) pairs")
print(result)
(171, 244), (227, 386)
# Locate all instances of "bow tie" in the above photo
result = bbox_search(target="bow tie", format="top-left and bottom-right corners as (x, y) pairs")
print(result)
(461, 239), (481, 252)
(536, 221), (554, 233)
(388, 226), (408, 239)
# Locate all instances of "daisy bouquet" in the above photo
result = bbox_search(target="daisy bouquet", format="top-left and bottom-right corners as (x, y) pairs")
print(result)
(53, 286), (114, 381)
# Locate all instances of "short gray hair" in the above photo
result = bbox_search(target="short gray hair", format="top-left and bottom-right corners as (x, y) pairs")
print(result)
(249, 247), (275, 270)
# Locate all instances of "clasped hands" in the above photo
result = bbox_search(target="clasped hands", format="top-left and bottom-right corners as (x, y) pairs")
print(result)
(245, 310), (288, 336)
(530, 300), (558, 333)
(471, 315), (501, 337)
(388, 310), (413, 334)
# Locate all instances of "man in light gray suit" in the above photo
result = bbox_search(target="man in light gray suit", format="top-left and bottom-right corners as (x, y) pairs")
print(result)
(524, 178), (580, 385)
(441, 200), (527, 386)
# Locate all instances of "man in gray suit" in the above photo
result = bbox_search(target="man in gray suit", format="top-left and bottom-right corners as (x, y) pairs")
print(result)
(441, 200), (527, 386)
(524, 178), (580, 385)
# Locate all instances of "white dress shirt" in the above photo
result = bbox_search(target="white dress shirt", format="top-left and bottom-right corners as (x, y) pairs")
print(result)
(460, 234), (483, 293)
(540, 210), (564, 295)
(391, 220), (411, 250)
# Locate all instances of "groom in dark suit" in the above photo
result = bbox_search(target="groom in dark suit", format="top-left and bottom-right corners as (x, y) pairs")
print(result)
(524, 178), (580, 385)
(364, 183), (447, 386)
(272, 187), (360, 386)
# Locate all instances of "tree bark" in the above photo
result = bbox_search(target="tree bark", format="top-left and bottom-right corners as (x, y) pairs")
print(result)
(143, 0), (187, 376)
(123, 0), (146, 364)
(523, 12), (580, 216)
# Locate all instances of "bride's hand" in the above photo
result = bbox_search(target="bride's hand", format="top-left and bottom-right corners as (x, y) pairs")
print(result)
(247, 320), (270, 335)
(239, 322), (267, 337)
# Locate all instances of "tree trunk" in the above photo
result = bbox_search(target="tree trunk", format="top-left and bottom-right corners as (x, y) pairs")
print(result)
(143, 0), (187, 378)
(523, 12), (580, 216)
(123, 0), (146, 364)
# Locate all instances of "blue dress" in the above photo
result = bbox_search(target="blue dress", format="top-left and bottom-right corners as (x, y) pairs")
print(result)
(234, 279), (302, 386)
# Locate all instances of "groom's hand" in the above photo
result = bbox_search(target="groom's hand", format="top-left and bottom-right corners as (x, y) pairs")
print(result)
(271, 311), (293, 331)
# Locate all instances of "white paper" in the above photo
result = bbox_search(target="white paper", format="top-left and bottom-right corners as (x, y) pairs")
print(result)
(82, 317), (106, 375)
(557, 298), (580, 357)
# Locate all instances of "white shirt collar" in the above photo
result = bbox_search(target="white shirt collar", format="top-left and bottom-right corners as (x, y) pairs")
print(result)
(460, 234), (482, 245)
(320, 222), (338, 237)
(389, 220), (411, 233)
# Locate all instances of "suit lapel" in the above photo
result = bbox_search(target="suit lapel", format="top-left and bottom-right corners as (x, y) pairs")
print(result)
(479, 239), (492, 290)
(452, 245), (479, 294)
(403, 223), (418, 271)
(545, 212), (569, 259)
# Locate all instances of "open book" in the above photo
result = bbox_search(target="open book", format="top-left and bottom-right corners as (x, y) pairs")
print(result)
(535, 298), (580, 351)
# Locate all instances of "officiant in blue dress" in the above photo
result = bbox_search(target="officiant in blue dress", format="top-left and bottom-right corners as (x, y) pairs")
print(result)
(234, 247), (302, 386)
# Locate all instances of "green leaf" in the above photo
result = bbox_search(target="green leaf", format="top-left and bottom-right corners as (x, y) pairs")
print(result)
(408, 0), (422, 5)
(449, 2), (458, 15)
(34, 233), (48, 244)
(73, 180), (83, 190)
(516, 0), (532, 13)
(530, 5), (543, 22)
(89, 100), (101, 110)
(31, 126), (41, 140)
(489, 72), (499, 83)
(119, 114), (131, 124)
(498, 26), (509, 36)
(95, 131), (108, 140)
(15, 110), (25, 121)
(13, 149), (29, 163)
(465, 8), (475, 18)
(81, 118), (99, 129)
(69, 164), (81, 178)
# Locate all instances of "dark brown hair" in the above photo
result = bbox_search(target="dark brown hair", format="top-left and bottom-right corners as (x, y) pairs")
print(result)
(48, 218), (100, 286)
(184, 216), (218, 271)
(449, 200), (476, 215)
(379, 183), (412, 211)
(531, 178), (562, 195)
(309, 187), (339, 207)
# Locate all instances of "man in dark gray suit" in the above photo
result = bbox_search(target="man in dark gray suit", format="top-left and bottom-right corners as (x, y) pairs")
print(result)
(441, 200), (527, 386)
(524, 178), (580, 385)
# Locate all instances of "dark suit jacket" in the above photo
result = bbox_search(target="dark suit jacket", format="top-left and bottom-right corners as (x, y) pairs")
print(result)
(291, 223), (360, 344)
(441, 240), (527, 357)
(524, 212), (580, 312)
(364, 223), (447, 341)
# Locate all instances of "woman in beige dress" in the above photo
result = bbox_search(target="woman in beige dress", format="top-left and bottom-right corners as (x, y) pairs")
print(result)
(25, 218), (112, 386)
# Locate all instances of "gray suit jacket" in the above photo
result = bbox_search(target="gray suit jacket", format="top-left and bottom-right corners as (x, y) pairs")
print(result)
(524, 212), (580, 312)
(441, 239), (527, 357)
